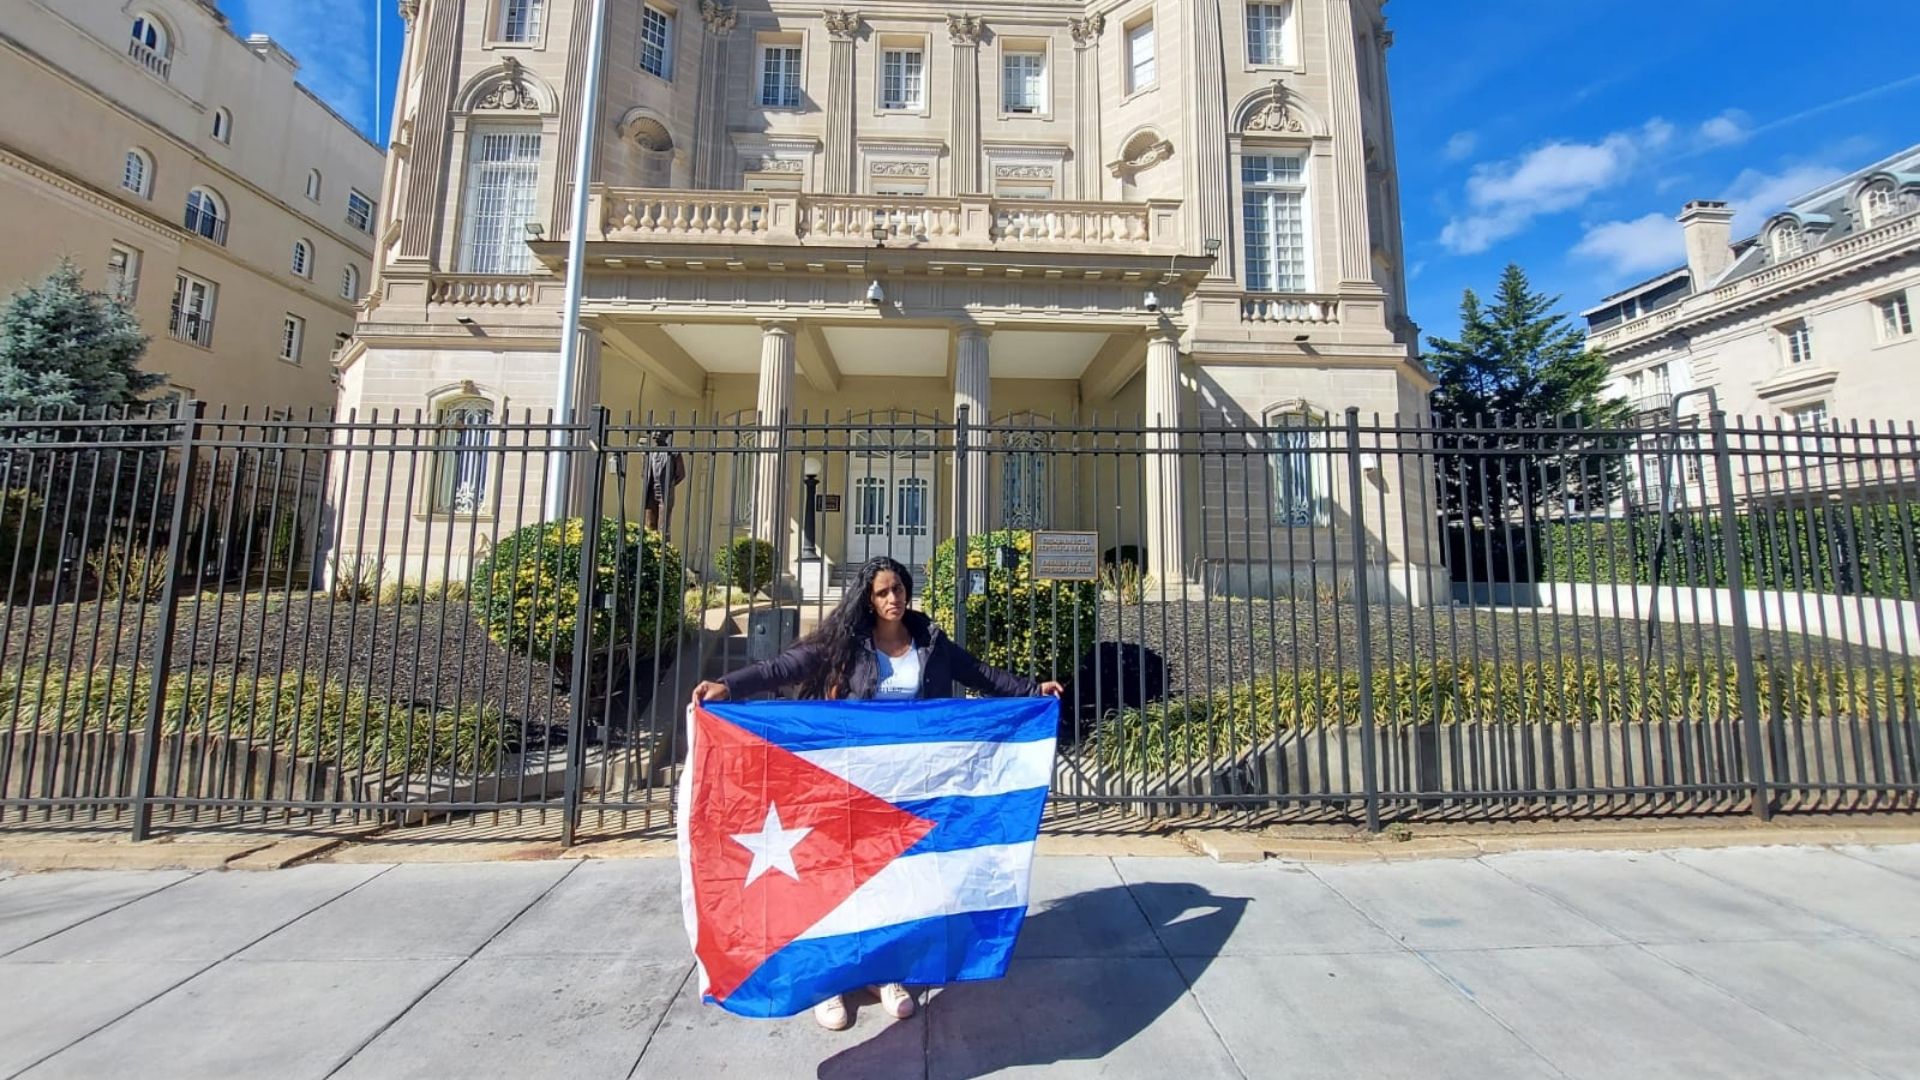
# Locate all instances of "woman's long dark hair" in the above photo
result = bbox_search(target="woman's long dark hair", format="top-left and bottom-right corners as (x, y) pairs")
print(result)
(797, 556), (913, 699)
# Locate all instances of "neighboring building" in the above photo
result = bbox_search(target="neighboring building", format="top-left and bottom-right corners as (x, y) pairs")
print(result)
(1586, 145), (1920, 431)
(342, 0), (1437, 598)
(0, 0), (385, 412)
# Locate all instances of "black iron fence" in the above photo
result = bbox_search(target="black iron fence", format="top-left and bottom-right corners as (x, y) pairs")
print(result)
(2, 404), (1917, 840)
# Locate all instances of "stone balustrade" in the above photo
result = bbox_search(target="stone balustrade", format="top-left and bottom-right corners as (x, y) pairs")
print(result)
(1239, 293), (1342, 325)
(591, 186), (1182, 254)
(427, 275), (536, 306)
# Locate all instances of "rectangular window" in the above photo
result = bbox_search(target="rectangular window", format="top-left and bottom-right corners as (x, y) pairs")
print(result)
(434, 402), (494, 514)
(168, 274), (217, 348)
(346, 189), (375, 234)
(1126, 19), (1156, 93)
(1788, 402), (1828, 430)
(279, 314), (305, 364)
(499, 0), (544, 43)
(1002, 49), (1045, 114)
(1876, 292), (1913, 341)
(106, 245), (140, 304)
(1779, 320), (1813, 365)
(639, 6), (674, 79)
(759, 44), (802, 108)
(881, 48), (925, 110)
(459, 129), (543, 274)
(1246, 1), (1294, 65)
(1242, 154), (1310, 292)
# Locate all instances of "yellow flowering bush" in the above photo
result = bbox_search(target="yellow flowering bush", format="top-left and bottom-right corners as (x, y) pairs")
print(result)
(927, 529), (1096, 680)
(470, 518), (684, 664)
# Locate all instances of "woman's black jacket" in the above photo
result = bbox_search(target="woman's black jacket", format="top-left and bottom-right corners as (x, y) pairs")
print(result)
(718, 610), (1037, 700)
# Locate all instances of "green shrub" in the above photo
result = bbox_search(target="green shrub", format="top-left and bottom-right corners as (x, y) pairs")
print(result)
(1097, 658), (1915, 775)
(330, 554), (385, 602)
(715, 535), (779, 595)
(469, 518), (685, 664)
(1100, 560), (1144, 605)
(926, 529), (1097, 680)
(87, 539), (170, 600)
(0, 487), (48, 578)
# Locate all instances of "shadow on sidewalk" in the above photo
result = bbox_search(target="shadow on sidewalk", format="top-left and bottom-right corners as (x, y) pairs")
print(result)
(817, 884), (1250, 1079)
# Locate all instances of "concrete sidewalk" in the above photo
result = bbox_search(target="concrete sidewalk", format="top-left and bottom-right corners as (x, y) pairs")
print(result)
(3, 846), (1919, 1079)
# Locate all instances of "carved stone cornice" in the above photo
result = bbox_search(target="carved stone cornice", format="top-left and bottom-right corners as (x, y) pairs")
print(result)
(1068, 13), (1105, 46)
(699, 0), (738, 36)
(398, 0), (419, 24)
(946, 14), (985, 46)
(823, 10), (863, 40)
(1244, 78), (1305, 134)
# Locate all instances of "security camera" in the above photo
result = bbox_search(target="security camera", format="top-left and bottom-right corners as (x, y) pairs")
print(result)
(1143, 290), (1161, 312)
(866, 280), (886, 306)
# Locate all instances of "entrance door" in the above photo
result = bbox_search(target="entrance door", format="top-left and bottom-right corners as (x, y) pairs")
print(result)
(846, 429), (936, 571)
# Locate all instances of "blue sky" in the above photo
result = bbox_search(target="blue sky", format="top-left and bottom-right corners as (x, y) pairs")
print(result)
(222, 0), (1920, 342)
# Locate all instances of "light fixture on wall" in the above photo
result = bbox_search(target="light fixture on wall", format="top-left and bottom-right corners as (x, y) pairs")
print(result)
(1293, 333), (1310, 343)
(866, 280), (886, 306)
(870, 223), (891, 247)
(456, 316), (477, 326)
(1143, 290), (1161, 312)
(523, 222), (545, 239)
(1204, 237), (1222, 258)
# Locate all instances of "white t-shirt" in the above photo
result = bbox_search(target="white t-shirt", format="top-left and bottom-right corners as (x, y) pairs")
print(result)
(872, 646), (923, 700)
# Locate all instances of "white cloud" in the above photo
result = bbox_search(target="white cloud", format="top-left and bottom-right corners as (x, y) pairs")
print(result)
(1439, 120), (1671, 254)
(1442, 132), (1478, 162)
(1696, 110), (1750, 148)
(1722, 163), (1850, 234)
(225, 0), (377, 135)
(1571, 213), (1684, 277)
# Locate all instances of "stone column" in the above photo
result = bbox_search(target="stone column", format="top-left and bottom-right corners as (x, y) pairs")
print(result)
(549, 0), (599, 236)
(823, 11), (862, 194)
(396, 0), (460, 262)
(693, 2), (738, 188)
(754, 321), (797, 550)
(1187, 0), (1234, 279)
(947, 15), (984, 195)
(1143, 327), (1186, 585)
(1325, 0), (1377, 287)
(1068, 15), (1105, 201)
(953, 325), (992, 534)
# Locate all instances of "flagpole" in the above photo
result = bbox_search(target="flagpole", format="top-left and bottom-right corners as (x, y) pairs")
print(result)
(545, 0), (611, 520)
(373, 2), (383, 140)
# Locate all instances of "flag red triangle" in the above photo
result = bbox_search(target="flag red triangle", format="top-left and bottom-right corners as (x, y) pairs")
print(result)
(688, 705), (935, 1003)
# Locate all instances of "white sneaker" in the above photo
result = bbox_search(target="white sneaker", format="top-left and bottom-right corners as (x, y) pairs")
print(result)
(873, 983), (915, 1020)
(813, 994), (851, 1031)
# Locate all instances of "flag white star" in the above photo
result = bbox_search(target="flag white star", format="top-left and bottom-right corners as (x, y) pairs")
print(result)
(730, 803), (813, 886)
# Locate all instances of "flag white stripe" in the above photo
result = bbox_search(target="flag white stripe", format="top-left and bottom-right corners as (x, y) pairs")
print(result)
(795, 738), (1054, 802)
(795, 841), (1035, 941)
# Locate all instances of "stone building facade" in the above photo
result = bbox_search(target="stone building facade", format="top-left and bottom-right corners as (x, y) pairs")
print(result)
(341, 0), (1438, 598)
(0, 0), (384, 412)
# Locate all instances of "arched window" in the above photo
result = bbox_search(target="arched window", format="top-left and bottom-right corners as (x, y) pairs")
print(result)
(1769, 221), (1804, 262)
(433, 398), (495, 513)
(340, 264), (361, 301)
(1265, 406), (1328, 527)
(185, 187), (227, 244)
(121, 149), (153, 197)
(129, 14), (171, 77)
(291, 239), (312, 278)
(1861, 180), (1917, 229)
(305, 169), (323, 201)
(211, 108), (232, 143)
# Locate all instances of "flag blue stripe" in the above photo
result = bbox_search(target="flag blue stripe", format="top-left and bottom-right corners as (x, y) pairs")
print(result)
(703, 697), (1058, 750)
(712, 906), (1028, 1018)
(897, 788), (1048, 855)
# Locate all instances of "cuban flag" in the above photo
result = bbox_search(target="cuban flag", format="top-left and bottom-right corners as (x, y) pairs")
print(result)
(679, 697), (1057, 1018)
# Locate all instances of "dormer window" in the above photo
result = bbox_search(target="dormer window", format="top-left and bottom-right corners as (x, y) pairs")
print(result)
(1769, 221), (1804, 262)
(1861, 180), (1917, 229)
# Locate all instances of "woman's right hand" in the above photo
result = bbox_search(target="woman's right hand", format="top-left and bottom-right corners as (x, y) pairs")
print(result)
(691, 681), (730, 704)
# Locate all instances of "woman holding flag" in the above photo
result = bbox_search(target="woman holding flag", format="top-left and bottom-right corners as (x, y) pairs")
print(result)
(692, 555), (1064, 1030)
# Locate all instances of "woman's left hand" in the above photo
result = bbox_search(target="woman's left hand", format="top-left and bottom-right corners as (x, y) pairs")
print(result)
(1038, 681), (1066, 699)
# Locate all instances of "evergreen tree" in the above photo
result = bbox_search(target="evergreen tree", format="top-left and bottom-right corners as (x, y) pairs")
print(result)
(1424, 264), (1630, 528)
(0, 260), (161, 414)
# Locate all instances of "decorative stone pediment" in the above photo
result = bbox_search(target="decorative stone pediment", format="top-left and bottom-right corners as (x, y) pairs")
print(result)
(1109, 129), (1173, 179)
(457, 57), (558, 115)
(744, 157), (804, 174)
(872, 161), (930, 178)
(1232, 79), (1328, 139)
